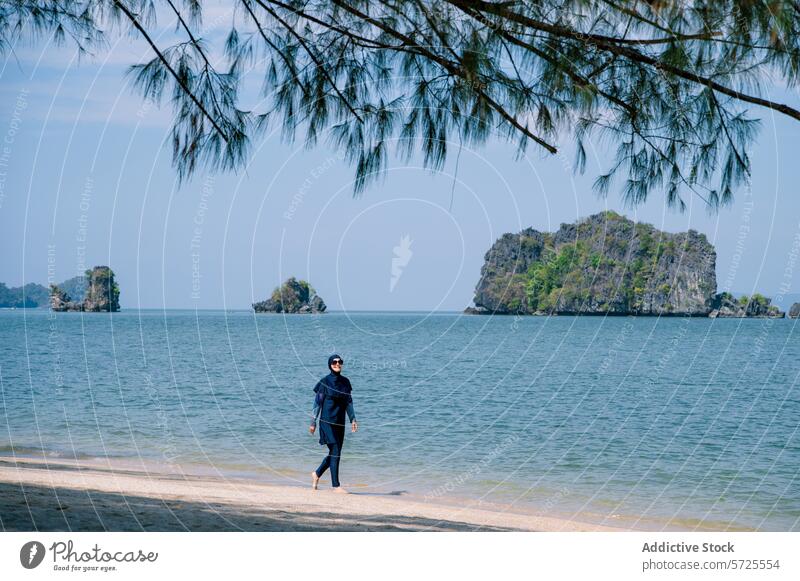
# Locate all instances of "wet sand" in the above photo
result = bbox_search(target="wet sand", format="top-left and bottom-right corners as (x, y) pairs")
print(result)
(0, 456), (628, 532)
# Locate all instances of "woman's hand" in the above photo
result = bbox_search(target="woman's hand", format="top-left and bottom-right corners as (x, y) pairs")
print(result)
(309, 424), (316, 435)
(351, 420), (358, 433)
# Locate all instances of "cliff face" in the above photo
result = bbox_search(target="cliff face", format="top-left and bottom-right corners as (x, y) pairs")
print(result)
(253, 277), (326, 314)
(49, 285), (72, 311)
(470, 211), (717, 316)
(82, 267), (120, 312)
(50, 267), (119, 312)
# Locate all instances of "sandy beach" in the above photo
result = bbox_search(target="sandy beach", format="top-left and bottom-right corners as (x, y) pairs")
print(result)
(0, 456), (628, 532)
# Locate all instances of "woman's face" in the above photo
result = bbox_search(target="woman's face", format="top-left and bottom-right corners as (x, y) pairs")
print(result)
(330, 358), (343, 371)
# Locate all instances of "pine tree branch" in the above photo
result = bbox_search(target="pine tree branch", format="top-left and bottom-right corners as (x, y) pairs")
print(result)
(113, 0), (228, 140)
(330, 0), (558, 153)
(256, 0), (364, 122)
(448, 0), (800, 122)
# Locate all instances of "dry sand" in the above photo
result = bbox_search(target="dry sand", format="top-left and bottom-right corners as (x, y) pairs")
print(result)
(0, 456), (628, 532)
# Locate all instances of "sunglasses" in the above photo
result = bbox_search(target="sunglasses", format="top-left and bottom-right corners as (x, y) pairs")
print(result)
(331, 359), (344, 365)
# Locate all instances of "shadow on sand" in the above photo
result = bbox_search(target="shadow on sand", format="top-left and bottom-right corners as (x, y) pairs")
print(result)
(0, 482), (513, 532)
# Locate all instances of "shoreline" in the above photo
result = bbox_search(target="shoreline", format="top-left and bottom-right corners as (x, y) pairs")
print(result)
(0, 455), (631, 532)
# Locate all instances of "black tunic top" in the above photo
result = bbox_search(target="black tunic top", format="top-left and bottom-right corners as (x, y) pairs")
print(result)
(313, 372), (354, 447)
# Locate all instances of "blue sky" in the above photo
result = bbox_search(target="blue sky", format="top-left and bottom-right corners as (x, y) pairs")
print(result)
(2, 6), (800, 311)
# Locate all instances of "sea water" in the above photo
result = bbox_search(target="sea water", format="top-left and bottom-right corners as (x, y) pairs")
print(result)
(1, 309), (798, 531)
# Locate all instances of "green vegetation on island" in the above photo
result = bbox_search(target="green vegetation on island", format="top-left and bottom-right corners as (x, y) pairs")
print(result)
(0, 282), (50, 308)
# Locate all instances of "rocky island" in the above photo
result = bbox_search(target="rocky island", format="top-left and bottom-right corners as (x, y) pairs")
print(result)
(465, 211), (783, 318)
(253, 277), (326, 314)
(709, 292), (783, 318)
(50, 266), (120, 312)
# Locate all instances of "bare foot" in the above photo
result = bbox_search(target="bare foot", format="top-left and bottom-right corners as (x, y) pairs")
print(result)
(332, 487), (349, 494)
(311, 471), (320, 490)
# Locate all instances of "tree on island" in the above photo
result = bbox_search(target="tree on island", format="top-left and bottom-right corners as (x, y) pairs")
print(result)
(5, 1), (800, 210)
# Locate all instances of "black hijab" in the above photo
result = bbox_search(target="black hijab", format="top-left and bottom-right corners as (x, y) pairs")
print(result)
(313, 353), (352, 400)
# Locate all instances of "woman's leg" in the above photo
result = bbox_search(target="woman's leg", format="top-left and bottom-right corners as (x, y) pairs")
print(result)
(315, 444), (335, 477)
(328, 442), (342, 487)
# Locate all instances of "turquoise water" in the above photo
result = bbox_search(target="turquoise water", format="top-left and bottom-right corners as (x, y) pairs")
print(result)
(1, 309), (798, 530)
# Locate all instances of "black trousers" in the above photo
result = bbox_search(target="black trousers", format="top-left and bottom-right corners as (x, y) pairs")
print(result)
(315, 442), (342, 487)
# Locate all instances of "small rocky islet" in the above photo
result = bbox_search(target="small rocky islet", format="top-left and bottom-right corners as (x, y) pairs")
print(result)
(253, 277), (326, 314)
(50, 266), (120, 312)
(465, 211), (792, 318)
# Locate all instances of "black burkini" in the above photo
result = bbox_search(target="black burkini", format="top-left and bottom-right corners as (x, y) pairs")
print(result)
(313, 355), (353, 447)
(312, 354), (354, 488)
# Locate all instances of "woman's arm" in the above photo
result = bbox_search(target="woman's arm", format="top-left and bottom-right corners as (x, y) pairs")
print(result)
(311, 394), (322, 426)
(309, 391), (323, 434)
(347, 401), (358, 432)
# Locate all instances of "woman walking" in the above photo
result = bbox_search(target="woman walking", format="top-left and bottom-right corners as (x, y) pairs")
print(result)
(310, 354), (358, 493)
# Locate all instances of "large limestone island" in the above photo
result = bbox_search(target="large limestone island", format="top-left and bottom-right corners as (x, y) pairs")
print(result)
(50, 266), (120, 312)
(465, 211), (784, 318)
(253, 277), (326, 314)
